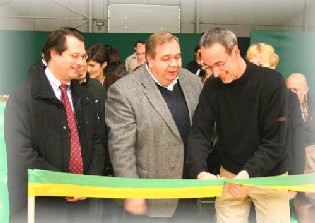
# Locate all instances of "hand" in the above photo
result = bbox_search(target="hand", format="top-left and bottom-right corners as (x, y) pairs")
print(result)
(289, 191), (297, 199)
(65, 197), (87, 202)
(234, 170), (249, 179)
(227, 170), (249, 197)
(124, 198), (146, 215)
(197, 171), (218, 180)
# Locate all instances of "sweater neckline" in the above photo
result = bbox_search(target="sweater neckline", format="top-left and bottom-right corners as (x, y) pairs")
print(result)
(223, 60), (253, 87)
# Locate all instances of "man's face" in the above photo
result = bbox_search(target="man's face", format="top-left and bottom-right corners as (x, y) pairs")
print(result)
(147, 39), (182, 87)
(286, 76), (308, 103)
(51, 35), (87, 84)
(135, 43), (146, 65)
(77, 60), (87, 84)
(201, 43), (237, 84)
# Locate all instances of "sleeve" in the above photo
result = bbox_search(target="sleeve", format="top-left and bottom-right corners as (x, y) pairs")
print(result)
(105, 83), (138, 178)
(4, 89), (60, 173)
(242, 79), (288, 177)
(186, 81), (216, 178)
(4, 87), (59, 215)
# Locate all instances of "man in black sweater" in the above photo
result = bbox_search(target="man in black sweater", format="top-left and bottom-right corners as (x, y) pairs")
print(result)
(186, 27), (290, 223)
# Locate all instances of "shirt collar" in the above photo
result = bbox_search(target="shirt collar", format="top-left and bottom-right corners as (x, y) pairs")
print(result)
(45, 67), (72, 100)
(45, 67), (62, 94)
(145, 64), (178, 91)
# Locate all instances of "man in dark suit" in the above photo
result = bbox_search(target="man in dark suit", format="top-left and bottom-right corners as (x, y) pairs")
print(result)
(4, 27), (105, 222)
(105, 32), (202, 223)
(287, 73), (315, 223)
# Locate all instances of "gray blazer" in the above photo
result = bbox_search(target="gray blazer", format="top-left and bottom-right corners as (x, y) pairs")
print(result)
(105, 65), (202, 217)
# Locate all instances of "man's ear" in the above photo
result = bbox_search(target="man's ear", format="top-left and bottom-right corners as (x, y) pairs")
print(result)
(231, 45), (240, 57)
(146, 55), (152, 67)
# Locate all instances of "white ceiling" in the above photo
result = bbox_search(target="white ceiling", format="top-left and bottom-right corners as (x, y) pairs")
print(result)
(0, 0), (314, 36)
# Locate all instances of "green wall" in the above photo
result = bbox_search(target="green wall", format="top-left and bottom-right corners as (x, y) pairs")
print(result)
(0, 30), (250, 95)
(250, 30), (315, 94)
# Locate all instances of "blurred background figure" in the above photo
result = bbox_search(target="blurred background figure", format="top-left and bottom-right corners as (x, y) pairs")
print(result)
(104, 45), (128, 90)
(125, 40), (146, 73)
(286, 73), (315, 223)
(186, 45), (205, 78)
(246, 43), (279, 69)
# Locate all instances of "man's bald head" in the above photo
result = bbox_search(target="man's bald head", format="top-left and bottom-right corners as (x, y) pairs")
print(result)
(286, 73), (309, 103)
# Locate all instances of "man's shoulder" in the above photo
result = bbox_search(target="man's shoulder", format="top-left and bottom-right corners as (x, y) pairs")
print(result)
(249, 64), (284, 85)
(125, 53), (136, 61)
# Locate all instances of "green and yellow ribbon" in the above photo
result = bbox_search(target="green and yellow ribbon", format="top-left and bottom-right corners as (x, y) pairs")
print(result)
(28, 169), (315, 198)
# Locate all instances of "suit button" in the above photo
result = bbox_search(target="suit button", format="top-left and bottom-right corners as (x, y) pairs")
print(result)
(63, 126), (67, 129)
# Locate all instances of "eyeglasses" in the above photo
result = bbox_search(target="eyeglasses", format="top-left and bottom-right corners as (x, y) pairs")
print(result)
(203, 52), (230, 74)
(69, 54), (88, 61)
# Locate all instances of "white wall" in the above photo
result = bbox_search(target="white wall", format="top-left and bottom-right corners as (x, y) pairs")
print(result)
(0, 0), (314, 36)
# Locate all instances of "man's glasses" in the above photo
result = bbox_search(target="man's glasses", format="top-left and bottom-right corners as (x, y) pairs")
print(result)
(203, 52), (230, 74)
(69, 54), (88, 61)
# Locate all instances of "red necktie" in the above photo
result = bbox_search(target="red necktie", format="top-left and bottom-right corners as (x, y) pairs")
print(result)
(60, 84), (83, 174)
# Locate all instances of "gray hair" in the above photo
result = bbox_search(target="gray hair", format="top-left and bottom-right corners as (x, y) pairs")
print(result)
(200, 27), (238, 52)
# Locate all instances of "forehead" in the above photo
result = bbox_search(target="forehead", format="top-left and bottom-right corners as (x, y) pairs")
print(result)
(287, 76), (305, 88)
(155, 39), (180, 56)
(136, 44), (145, 51)
(87, 60), (100, 65)
(64, 35), (85, 52)
(200, 43), (227, 64)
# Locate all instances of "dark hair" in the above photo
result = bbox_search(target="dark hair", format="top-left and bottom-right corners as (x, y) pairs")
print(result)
(43, 27), (85, 63)
(134, 40), (145, 48)
(194, 45), (201, 53)
(104, 45), (121, 69)
(86, 43), (110, 65)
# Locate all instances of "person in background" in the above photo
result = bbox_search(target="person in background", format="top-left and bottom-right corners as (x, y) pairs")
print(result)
(286, 72), (315, 223)
(187, 27), (290, 223)
(104, 45), (128, 91)
(86, 43), (114, 176)
(246, 43), (279, 69)
(105, 32), (202, 223)
(86, 43), (109, 89)
(186, 45), (205, 78)
(4, 27), (105, 222)
(125, 40), (146, 73)
(132, 42), (146, 72)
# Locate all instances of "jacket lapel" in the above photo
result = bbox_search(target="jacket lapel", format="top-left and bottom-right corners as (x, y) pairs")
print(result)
(178, 73), (194, 123)
(140, 68), (182, 140)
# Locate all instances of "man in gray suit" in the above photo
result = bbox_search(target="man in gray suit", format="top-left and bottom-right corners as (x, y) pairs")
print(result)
(105, 32), (202, 223)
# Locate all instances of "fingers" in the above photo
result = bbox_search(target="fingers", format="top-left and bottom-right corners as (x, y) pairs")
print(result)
(65, 197), (87, 202)
(124, 198), (147, 215)
(197, 171), (218, 180)
(227, 183), (248, 197)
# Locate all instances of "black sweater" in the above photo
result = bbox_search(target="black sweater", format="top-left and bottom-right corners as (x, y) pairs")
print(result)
(187, 61), (290, 178)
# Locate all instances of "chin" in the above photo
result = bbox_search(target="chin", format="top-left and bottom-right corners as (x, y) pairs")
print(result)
(221, 78), (233, 84)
